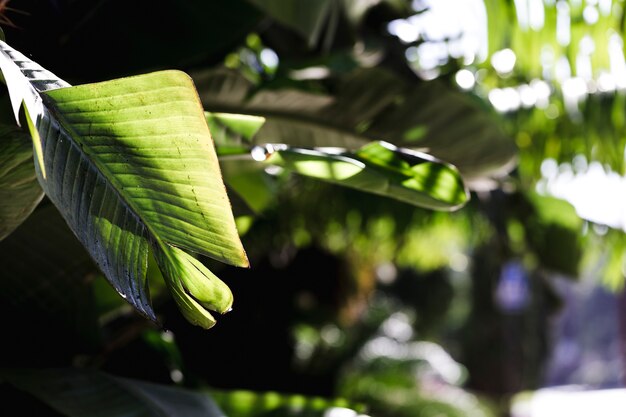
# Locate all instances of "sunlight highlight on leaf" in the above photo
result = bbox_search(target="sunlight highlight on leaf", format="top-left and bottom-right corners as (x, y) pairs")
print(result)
(0, 40), (247, 328)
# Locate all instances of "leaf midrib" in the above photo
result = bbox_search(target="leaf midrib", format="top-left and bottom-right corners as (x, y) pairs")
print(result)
(40, 94), (170, 253)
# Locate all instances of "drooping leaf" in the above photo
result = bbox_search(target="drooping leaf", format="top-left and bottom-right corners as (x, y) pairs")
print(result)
(262, 141), (468, 210)
(2, 369), (226, 417)
(207, 111), (467, 210)
(196, 67), (517, 184)
(0, 125), (44, 240)
(0, 40), (247, 328)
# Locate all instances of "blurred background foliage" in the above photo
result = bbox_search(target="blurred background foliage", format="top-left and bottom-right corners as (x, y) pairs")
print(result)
(1, 1), (626, 416)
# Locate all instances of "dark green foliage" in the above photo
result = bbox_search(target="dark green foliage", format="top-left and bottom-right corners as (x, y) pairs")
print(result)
(0, 1), (618, 416)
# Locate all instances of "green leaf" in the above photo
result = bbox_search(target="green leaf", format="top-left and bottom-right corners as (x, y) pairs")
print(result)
(0, 41), (69, 177)
(42, 72), (248, 267)
(220, 158), (279, 214)
(208, 112), (468, 210)
(354, 142), (468, 208)
(154, 242), (233, 328)
(2, 369), (226, 417)
(206, 112), (279, 214)
(0, 40), (247, 328)
(197, 67), (517, 183)
(206, 112), (266, 153)
(525, 193), (583, 276)
(209, 389), (365, 417)
(264, 141), (468, 210)
(206, 110), (467, 210)
(0, 125), (44, 241)
(207, 113), (266, 142)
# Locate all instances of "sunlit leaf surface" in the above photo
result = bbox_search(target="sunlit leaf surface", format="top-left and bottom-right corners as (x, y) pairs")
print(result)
(210, 388), (365, 417)
(196, 67), (516, 183)
(0, 41), (246, 328)
(264, 141), (468, 210)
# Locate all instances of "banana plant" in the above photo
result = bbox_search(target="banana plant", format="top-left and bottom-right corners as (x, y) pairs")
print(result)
(0, 40), (247, 329)
(208, 113), (469, 211)
(196, 67), (516, 184)
(0, 38), (484, 329)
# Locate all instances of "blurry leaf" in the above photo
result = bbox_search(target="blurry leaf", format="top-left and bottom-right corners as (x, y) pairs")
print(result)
(528, 193), (582, 231)
(340, 346), (495, 417)
(0, 125), (44, 241)
(142, 329), (185, 373)
(209, 111), (468, 211)
(265, 141), (468, 210)
(0, 41), (247, 328)
(597, 230), (626, 290)
(524, 193), (583, 276)
(210, 389), (364, 417)
(3, 369), (226, 417)
(206, 112), (266, 153)
(206, 112), (278, 214)
(247, 0), (333, 46)
(484, 0), (511, 57)
(247, 0), (409, 45)
(197, 67), (517, 183)
(221, 159), (279, 214)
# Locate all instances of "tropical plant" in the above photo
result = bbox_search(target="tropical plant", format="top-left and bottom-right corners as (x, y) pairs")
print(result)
(0, 2), (515, 411)
(4, 0), (618, 416)
(0, 0), (521, 332)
